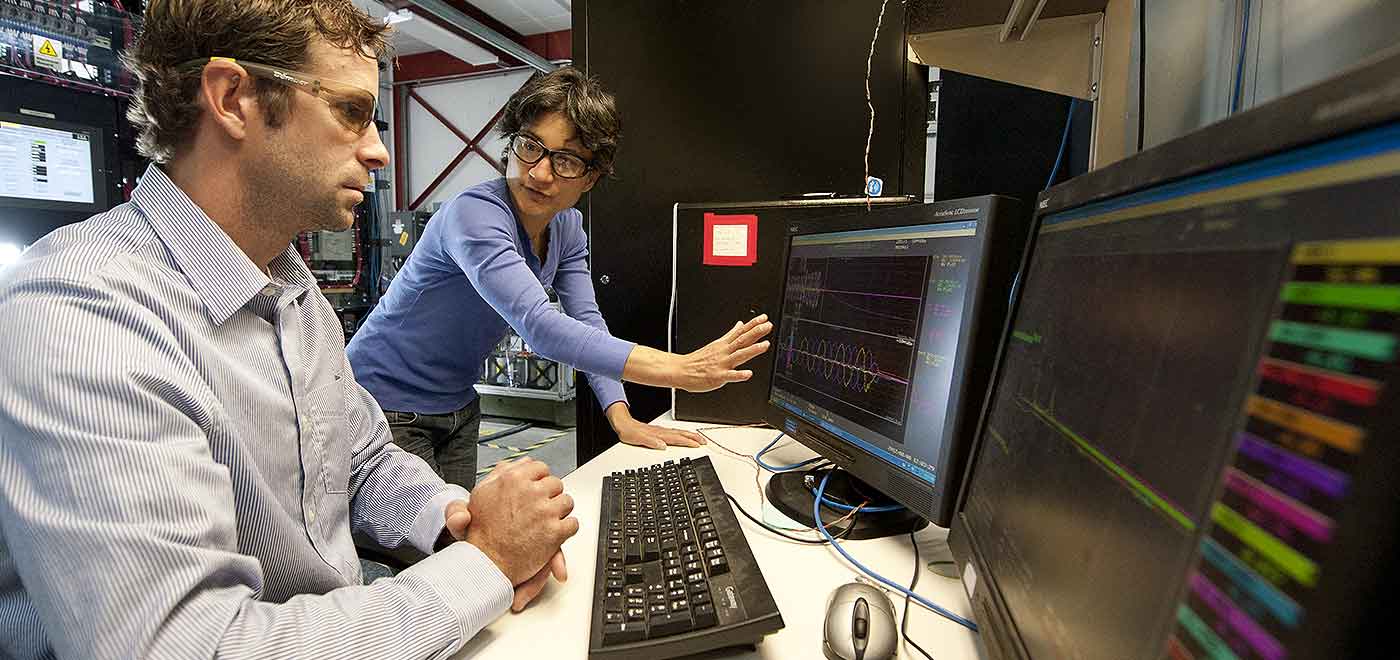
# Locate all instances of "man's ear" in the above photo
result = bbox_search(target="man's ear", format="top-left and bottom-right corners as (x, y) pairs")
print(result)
(198, 60), (255, 141)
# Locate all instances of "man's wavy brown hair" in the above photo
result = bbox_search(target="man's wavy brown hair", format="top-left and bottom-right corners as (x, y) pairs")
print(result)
(125, 0), (391, 163)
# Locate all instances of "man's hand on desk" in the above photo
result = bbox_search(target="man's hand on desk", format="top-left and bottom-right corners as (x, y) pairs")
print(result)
(443, 499), (472, 541)
(440, 496), (566, 611)
(511, 550), (567, 612)
(606, 403), (707, 449)
(463, 458), (579, 609)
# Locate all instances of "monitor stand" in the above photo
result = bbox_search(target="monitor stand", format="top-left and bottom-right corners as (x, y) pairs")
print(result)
(764, 469), (928, 540)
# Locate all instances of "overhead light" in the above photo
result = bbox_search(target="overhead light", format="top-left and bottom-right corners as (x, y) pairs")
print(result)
(0, 243), (23, 268)
(382, 9), (500, 66)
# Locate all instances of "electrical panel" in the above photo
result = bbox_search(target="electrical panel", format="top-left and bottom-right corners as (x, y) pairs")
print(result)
(0, 0), (138, 95)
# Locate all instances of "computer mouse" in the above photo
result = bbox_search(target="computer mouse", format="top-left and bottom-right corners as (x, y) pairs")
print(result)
(823, 581), (898, 660)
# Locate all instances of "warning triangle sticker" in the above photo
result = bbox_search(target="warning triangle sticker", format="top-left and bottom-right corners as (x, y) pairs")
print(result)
(38, 40), (58, 58)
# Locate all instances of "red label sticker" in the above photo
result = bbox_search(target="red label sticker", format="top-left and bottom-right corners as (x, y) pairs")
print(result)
(702, 213), (758, 267)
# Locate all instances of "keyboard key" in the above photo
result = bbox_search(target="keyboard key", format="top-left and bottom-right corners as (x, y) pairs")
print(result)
(694, 603), (718, 628)
(670, 599), (689, 612)
(625, 586), (644, 598)
(626, 607), (646, 621)
(602, 622), (646, 645)
(691, 589), (711, 605)
(605, 595), (624, 612)
(605, 612), (623, 625)
(625, 566), (644, 584)
(707, 556), (729, 576)
(649, 612), (694, 637)
(649, 603), (669, 616)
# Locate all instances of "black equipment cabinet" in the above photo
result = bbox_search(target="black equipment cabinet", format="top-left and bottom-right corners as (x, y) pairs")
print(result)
(671, 197), (916, 426)
(572, 0), (928, 462)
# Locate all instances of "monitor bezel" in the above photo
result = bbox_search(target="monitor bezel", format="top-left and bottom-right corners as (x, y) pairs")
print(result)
(0, 111), (108, 214)
(762, 197), (1008, 527)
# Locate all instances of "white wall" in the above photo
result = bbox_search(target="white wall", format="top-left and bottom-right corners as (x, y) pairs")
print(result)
(1137, 0), (1400, 151)
(402, 69), (535, 210)
(1250, 0), (1400, 107)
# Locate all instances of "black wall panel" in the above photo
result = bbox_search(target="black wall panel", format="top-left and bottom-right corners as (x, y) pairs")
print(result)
(574, 0), (927, 461)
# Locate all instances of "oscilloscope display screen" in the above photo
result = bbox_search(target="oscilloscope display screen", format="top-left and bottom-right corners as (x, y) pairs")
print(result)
(770, 220), (981, 485)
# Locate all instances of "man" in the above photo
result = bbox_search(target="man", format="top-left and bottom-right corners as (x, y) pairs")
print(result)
(0, 2), (572, 658)
(347, 67), (772, 488)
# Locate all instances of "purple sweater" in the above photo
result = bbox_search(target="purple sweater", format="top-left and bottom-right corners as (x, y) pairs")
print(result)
(348, 178), (633, 414)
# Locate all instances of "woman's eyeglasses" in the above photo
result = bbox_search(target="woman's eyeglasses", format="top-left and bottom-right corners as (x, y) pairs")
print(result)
(509, 133), (595, 179)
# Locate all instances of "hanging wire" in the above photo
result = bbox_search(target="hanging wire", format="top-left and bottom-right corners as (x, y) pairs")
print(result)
(863, 0), (892, 209)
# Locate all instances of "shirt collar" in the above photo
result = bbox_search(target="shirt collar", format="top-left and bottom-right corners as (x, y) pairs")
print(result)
(130, 164), (317, 325)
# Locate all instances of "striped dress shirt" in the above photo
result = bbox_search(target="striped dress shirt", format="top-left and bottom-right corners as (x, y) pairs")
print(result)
(0, 165), (512, 659)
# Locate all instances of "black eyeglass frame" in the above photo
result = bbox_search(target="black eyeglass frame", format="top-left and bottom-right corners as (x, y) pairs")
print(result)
(508, 133), (597, 179)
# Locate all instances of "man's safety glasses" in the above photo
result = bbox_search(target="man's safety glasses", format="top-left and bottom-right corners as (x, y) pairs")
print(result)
(180, 57), (377, 135)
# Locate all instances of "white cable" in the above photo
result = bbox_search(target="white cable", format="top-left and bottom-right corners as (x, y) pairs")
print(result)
(863, 0), (891, 210)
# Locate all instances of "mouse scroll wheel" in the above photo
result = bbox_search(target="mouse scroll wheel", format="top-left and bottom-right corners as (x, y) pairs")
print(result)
(853, 597), (870, 639)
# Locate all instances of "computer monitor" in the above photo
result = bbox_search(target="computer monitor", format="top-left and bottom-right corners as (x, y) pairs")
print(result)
(763, 196), (1027, 535)
(949, 52), (1400, 660)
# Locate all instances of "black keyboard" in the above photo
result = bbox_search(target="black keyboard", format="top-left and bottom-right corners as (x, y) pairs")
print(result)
(587, 456), (784, 659)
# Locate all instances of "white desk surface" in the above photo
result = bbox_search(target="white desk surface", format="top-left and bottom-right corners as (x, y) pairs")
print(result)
(454, 412), (984, 660)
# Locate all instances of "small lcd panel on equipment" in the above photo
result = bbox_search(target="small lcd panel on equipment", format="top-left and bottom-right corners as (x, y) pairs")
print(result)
(0, 113), (105, 214)
(765, 196), (1026, 531)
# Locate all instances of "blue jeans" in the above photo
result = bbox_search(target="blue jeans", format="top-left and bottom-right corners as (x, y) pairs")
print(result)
(384, 398), (480, 489)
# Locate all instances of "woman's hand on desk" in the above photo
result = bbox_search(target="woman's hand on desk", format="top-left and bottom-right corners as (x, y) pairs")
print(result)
(606, 403), (707, 449)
